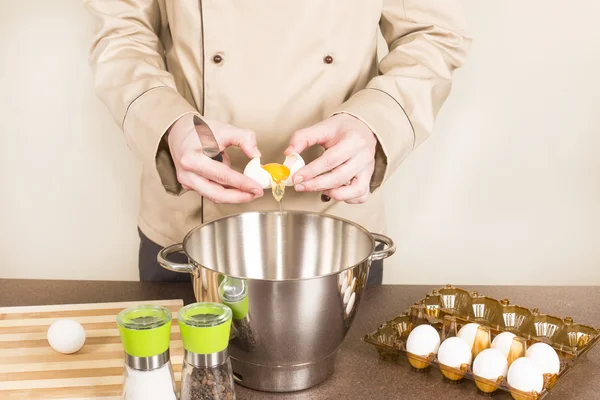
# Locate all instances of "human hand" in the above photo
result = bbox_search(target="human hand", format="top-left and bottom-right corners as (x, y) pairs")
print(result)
(284, 113), (377, 204)
(168, 114), (264, 203)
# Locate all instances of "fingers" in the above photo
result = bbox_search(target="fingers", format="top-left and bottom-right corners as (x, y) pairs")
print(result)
(173, 117), (265, 203)
(221, 151), (232, 167)
(285, 120), (336, 156)
(323, 168), (372, 204)
(219, 127), (261, 159)
(179, 152), (264, 196)
(293, 145), (353, 186)
(183, 173), (257, 204)
(295, 154), (367, 192)
(344, 192), (369, 204)
(199, 118), (261, 159)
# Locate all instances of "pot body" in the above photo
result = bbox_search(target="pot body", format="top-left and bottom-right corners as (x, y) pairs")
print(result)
(158, 211), (395, 392)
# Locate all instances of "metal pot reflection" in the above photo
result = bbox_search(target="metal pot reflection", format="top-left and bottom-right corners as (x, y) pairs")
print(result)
(157, 211), (395, 392)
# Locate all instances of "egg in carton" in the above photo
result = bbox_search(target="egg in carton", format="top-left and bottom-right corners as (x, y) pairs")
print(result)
(363, 284), (600, 400)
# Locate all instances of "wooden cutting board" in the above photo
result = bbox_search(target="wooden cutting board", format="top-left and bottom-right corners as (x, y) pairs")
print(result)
(0, 299), (184, 399)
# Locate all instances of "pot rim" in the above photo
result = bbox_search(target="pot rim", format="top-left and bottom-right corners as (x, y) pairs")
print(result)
(180, 210), (381, 282)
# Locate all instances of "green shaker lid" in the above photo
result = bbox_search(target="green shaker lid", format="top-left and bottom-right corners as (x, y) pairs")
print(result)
(178, 302), (232, 354)
(116, 305), (172, 358)
(219, 277), (249, 320)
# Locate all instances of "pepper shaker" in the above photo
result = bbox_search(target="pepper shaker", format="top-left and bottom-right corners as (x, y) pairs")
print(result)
(179, 302), (236, 400)
(219, 277), (259, 351)
(117, 305), (177, 400)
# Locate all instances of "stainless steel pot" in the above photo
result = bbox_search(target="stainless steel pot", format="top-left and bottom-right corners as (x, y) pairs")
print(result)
(157, 211), (395, 392)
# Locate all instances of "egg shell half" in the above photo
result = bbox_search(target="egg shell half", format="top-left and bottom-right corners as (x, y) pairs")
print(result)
(473, 348), (509, 380)
(507, 357), (544, 394)
(457, 322), (481, 349)
(491, 331), (517, 359)
(283, 153), (305, 186)
(243, 157), (272, 189)
(406, 324), (441, 357)
(47, 319), (86, 354)
(438, 336), (473, 368)
(526, 342), (560, 375)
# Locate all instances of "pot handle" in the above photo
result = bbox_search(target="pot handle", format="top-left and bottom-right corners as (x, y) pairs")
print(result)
(370, 233), (396, 261)
(157, 243), (195, 274)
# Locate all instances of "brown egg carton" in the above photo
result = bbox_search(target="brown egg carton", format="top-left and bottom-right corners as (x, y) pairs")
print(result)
(363, 284), (600, 399)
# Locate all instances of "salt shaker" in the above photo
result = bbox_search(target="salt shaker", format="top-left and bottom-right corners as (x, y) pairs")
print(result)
(117, 305), (177, 400)
(179, 302), (236, 400)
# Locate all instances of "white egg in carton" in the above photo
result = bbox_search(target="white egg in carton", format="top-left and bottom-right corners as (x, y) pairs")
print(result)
(364, 285), (600, 400)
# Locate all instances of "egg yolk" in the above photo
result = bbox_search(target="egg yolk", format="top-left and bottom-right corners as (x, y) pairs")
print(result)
(262, 163), (290, 184)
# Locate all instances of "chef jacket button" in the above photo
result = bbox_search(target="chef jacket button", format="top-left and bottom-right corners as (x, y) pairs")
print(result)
(212, 54), (223, 64)
(324, 55), (334, 64)
(321, 194), (331, 202)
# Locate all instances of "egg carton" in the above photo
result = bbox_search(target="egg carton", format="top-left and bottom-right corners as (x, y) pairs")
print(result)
(363, 284), (600, 399)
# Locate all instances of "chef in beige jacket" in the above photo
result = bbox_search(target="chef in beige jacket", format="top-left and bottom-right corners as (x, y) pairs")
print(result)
(85, 1), (471, 283)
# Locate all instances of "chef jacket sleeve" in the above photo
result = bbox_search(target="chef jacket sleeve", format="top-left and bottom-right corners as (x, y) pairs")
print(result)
(332, 0), (472, 192)
(85, 0), (198, 195)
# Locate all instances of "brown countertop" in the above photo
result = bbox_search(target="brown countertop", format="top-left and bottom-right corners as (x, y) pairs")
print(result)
(1, 280), (598, 399)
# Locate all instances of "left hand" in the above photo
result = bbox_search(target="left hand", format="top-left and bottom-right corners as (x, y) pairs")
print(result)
(284, 113), (377, 204)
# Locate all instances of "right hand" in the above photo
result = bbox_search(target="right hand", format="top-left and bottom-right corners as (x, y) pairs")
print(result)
(168, 114), (264, 203)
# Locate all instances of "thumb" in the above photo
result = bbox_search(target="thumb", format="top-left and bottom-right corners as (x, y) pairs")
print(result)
(285, 120), (334, 156)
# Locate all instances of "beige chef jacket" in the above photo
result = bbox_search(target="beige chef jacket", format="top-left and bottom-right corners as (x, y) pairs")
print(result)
(84, 0), (471, 247)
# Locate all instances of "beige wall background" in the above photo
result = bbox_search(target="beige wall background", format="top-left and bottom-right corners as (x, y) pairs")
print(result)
(1, 1), (599, 285)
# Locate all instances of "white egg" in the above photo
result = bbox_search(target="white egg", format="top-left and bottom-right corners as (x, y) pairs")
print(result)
(343, 283), (353, 305)
(47, 319), (86, 354)
(406, 324), (441, 357)
(457, 322), (481, 350)
(437, 336), (473, 368)
(340, 273), (349, 295)
(343, 278), (356, 305)
(507, 357), (544, 394)
(526, 342), (560, 375)
(345, 292), (356, 315)
(473, 348), (509, 380)
(337, 271), (346, 287)
(491, 331), (517, 358)
(283, 153), (305, 186)
(243, 157), (272, 189)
